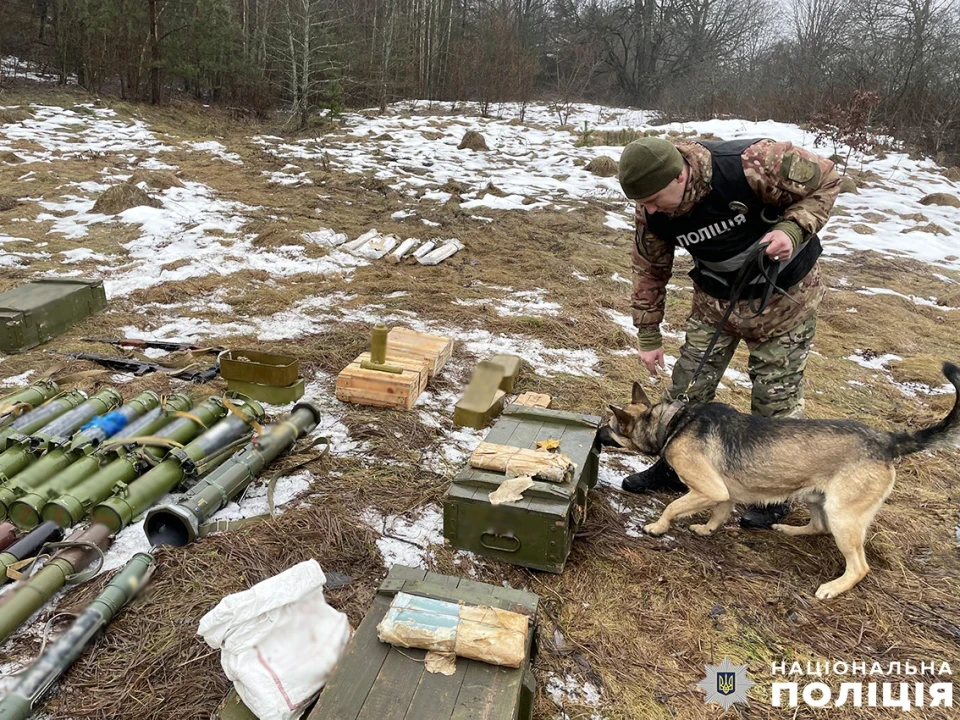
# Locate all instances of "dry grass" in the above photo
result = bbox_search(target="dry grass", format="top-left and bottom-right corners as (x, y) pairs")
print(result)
(91, 184), (162, 214)
(585, 156), (619, 177)
(0, 89), (958, 720)
(919, 192), (960, 207)
(126, 169), (184, 190)
(839, 176), (859, 194)
(458, 130), (488, 151)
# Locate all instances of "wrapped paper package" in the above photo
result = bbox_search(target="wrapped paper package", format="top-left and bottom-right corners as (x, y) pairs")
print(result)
(469, 441), (575, 482)
(377, 592), (528, 668)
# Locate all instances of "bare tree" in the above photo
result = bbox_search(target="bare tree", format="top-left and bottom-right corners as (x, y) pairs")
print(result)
(274, 0), (343, 127)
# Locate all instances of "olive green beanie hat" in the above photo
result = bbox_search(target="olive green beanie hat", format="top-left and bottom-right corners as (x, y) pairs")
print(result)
(618, 138), (684, 199)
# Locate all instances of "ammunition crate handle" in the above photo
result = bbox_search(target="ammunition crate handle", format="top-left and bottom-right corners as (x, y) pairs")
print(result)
(480, 532), (521, 553)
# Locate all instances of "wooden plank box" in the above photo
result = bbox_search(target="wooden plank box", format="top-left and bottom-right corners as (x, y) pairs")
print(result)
(308, 565), (539, 720)
(512, 392), (551, 409)
(443, 406), (601, 574)
(386, 328), (454, 379)
(336, 352), (430, 410)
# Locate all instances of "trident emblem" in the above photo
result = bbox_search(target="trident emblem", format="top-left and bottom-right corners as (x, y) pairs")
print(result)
(717, 672), (736, 695)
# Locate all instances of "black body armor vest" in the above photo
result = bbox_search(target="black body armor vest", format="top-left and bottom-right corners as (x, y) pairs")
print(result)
(644, 139), (821, 300)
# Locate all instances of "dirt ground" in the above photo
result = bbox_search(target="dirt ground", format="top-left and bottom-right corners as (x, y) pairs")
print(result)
(0, 86), (958, 719)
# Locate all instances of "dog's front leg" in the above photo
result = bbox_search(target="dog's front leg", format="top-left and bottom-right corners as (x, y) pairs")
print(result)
(644, 491), (719, 536)
(646, 445), (731, 536)
(690, 501), (734, 535)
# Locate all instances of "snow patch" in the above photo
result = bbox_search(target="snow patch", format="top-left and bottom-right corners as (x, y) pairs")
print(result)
(546, 672), (606, 720)
(360, 504), (444, 568)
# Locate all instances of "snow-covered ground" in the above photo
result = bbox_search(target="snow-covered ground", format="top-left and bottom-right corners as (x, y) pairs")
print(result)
(1, 56), (75, 84)
(1, 95), (960, 681)
(250, 100), (960, 270)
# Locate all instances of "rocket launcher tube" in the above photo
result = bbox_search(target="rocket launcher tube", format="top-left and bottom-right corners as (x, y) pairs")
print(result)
(146, 401), (322, 547)
(0, 553), (155, 720)
(0, 391), (124, 515)
(70, 390), (161, 452)
(42, 397), (224, 529)
(6, 456), (101, 530)
(0, 391), (87, 451)
(8, 395), (193, 532)
(0, 521), (65, 585)
(0, 524), (111, 645)
(92, 398), (264, 533)
(28, 388), (123, 451)
(0, 382), (60, 427)
(0, 522), (16, 552)
(94, 392), (194, 457)
(0, 389), (91, 488)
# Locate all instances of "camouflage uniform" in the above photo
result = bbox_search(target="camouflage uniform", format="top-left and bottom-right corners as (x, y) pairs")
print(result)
(631, 139), (839, 418)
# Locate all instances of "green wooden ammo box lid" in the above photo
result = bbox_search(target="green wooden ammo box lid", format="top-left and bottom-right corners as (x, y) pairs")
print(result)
(307, 565), (540, 720)
(447, 405), (601, 512)
(0, 278), (107, 354)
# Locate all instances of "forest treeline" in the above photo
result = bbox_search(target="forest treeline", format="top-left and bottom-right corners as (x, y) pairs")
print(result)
(2, 1), (959, 163)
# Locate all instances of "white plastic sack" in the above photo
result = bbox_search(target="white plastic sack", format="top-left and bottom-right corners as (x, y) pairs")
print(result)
(198, 560), (352, 720)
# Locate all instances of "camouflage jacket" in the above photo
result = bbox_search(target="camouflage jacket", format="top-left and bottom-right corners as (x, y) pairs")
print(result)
(631, 139), (841, 349)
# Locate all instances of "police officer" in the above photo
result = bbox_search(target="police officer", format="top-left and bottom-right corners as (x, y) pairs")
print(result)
(618, 136), (841, 528)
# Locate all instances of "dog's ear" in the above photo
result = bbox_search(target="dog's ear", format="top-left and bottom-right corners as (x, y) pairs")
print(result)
(608, 404), (634, 429)
(631, 381), (651, 407)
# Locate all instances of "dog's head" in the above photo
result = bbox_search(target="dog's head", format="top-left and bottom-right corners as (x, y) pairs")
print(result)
(598, 381), (660, 455)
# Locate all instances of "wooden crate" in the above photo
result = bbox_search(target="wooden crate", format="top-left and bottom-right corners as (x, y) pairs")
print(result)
(307, 565), (539, 720)
(512, 392), (551, 409)
(386, 328), (454, 379)
(335, 352), (430, 410)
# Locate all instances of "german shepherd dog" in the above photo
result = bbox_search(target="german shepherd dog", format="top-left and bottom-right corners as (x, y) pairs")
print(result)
(601, 362), (960, 599)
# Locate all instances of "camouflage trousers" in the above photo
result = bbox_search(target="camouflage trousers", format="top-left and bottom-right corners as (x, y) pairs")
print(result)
(664, 314), (818, 419)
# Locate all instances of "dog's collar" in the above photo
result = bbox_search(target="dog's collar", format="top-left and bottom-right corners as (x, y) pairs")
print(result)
(655, 401), (686, 453)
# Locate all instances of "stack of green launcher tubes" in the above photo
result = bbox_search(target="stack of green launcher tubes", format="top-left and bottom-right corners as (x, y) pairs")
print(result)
(0, 521), (63, 584)
(0, 388), (123, 510)
(0, 387), (331, 686)
(146, 399), (322, 546)
(0, 553), (155, 720)
(5, 392), (196, 530)
(0, 523), (111, 645)
(0, 381), (62, 426)
(0, 388), (334, 720)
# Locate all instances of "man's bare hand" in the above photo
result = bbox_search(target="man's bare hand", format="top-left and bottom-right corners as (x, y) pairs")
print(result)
(760, 230), (793, 262)
(638, 348), (665, 375)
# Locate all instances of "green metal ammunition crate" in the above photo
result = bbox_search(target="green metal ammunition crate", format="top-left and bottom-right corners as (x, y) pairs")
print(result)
(308, 565), (539, 720)
(224, 377), (305, 405)
(443, 405), (601, 574)
(0, 279), (107, 354)
(220, 349), (300, 387)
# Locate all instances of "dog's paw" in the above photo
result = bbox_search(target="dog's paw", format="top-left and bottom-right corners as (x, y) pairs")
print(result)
(689, 523), (713, 536)
(815, 580), (847, 600)
(643, 521), (669, 536)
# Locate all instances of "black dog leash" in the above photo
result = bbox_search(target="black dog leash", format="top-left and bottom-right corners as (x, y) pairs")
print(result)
(675, 242), (799, 402)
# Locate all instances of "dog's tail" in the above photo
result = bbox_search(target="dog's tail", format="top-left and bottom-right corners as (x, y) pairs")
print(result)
(888, 361), (960, 457)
